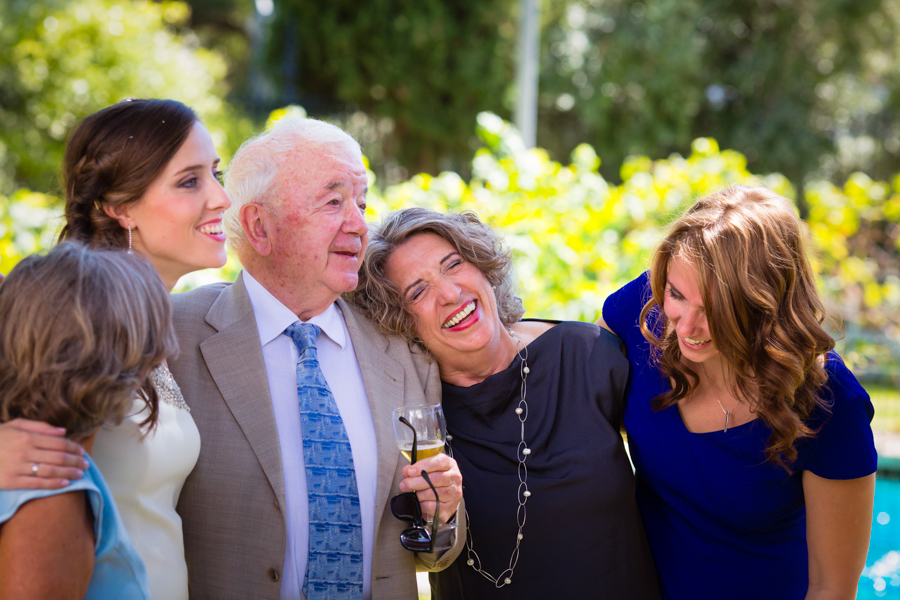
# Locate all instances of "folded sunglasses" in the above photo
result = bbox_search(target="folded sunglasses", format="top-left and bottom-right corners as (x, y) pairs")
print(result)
(390, 469), (443, 552)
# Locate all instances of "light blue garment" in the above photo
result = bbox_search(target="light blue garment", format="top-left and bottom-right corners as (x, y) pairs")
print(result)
(0, 453), (151, 600)
(285, 322), (363, 600)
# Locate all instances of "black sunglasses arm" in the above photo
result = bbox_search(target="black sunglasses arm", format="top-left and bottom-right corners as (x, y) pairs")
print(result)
(398, 415), (417, 464)
(421, 469), (439, 553)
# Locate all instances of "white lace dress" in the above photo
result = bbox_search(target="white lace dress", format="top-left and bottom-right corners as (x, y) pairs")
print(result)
(91, 364), (200, 600)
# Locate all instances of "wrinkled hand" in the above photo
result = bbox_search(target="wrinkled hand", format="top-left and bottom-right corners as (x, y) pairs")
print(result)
(399, 453), (462, 524)
(0, 419), (87, 489)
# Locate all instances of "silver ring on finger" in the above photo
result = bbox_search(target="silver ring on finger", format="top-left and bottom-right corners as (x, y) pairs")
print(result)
(31, 462), (39, 476)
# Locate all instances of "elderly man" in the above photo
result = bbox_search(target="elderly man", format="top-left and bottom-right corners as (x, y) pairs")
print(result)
(169, 117), (464, 600)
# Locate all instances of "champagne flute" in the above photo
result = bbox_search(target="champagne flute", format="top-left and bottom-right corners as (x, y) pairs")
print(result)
(392, 404), (446, 463)
(390, 403), (456, 547)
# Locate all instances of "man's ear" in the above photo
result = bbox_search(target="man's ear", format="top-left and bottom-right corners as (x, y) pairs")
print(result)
(101, 203), (134, 230)
(240, 203), (273, 257)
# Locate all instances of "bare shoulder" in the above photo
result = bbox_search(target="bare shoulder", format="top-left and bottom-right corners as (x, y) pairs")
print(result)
(0, 491), (94, 545)
(595, 316), (613, 334)
(0, 491), (95, 599)
(509, 320), (556, 346)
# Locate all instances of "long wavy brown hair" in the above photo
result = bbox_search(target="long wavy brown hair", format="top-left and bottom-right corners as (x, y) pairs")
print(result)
(639, 185), (835, 471)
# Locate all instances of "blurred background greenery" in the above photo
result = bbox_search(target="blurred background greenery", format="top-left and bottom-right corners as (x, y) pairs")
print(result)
(1, 0), (898, 426)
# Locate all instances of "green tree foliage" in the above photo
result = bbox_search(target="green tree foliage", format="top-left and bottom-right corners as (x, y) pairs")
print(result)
(0, 0), (251, 196)
(539, 0), (900, 188)
(263, 0), (518, 177)
(251, 0), (900, 192)
(0, 0), (257, 273)
(178, 0), (255, 97)
(0, 189), (60, 275)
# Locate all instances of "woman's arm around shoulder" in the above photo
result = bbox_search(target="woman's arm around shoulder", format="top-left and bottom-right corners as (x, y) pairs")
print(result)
(599, 271), (653, 340)
(596, 316), (614, 334)
(803, 470), (874, 600)
(0, 489), (96, 600)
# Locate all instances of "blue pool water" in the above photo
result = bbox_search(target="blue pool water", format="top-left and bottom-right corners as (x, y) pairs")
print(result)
(858, 477), (900, 598)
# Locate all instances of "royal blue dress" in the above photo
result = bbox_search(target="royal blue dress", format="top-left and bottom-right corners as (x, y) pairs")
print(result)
(602, 273), (877, 600)
(0, 454), (151, 600)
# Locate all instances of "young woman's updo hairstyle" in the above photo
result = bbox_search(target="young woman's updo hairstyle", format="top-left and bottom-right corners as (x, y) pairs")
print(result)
(59, 99), (197, 248)
(0, 243), (177, 438)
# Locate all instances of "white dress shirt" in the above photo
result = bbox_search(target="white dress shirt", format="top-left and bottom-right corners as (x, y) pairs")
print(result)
(242, 271), (378, 600)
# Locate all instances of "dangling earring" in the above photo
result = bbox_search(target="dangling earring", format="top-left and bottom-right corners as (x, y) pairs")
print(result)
(127, 225), (133, 253)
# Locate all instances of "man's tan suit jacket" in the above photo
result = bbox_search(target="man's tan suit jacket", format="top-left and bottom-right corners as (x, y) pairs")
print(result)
(169, 274), (464, 600)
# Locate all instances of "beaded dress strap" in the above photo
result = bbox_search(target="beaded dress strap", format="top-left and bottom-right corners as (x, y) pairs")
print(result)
(149, 364), (190, 412)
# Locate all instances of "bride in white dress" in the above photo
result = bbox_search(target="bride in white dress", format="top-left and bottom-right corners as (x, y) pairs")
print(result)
(0, 98), (230, 600)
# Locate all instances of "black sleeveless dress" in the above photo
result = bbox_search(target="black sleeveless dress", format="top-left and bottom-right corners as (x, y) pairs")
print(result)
(431, 321), (661, 600)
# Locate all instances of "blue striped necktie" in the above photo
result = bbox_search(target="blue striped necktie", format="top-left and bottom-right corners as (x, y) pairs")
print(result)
(284, 322), (363, 600)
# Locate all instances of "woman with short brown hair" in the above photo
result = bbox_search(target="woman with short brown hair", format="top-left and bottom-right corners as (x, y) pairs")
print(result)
(0, 242), (176, 599)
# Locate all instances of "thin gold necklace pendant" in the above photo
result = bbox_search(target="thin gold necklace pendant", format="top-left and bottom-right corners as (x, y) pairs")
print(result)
(700, 362), (737, 433)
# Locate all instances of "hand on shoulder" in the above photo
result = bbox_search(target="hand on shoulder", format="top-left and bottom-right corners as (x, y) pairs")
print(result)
(0, 420), (87, 490)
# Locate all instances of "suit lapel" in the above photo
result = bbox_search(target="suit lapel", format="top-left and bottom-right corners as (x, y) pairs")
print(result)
(200, 275), (285, 501)
(338, 298), (406, 545)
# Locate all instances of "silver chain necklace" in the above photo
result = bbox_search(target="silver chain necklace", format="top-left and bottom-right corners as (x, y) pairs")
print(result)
(447, 327), (530, 588)
(700, 362), (738, 432)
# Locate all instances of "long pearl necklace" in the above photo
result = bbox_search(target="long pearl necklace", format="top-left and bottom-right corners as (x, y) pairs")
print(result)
(448, 327), (530, 588)
(700, 362), (738, 432)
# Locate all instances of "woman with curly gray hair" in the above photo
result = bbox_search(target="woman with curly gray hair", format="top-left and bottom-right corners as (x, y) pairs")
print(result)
(349, 207), (660, 599)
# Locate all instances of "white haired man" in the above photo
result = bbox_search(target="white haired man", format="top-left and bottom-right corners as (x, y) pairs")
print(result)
(169, 118), (464, 600)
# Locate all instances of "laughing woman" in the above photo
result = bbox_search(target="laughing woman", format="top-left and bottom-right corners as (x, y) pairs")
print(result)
(349, 208), (661, 599)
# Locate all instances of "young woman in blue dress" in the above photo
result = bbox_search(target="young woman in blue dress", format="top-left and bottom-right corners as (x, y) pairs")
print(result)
(600, 185), (877, 600)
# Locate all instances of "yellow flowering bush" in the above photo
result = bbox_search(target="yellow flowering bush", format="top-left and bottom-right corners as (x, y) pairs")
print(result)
(2, 109), (897, 377)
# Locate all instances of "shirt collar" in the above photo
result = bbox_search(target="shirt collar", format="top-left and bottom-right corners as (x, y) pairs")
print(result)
(242, 270), (346, 349)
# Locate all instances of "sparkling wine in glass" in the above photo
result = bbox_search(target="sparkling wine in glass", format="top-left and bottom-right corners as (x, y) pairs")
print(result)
(392, 403), (446, 463)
